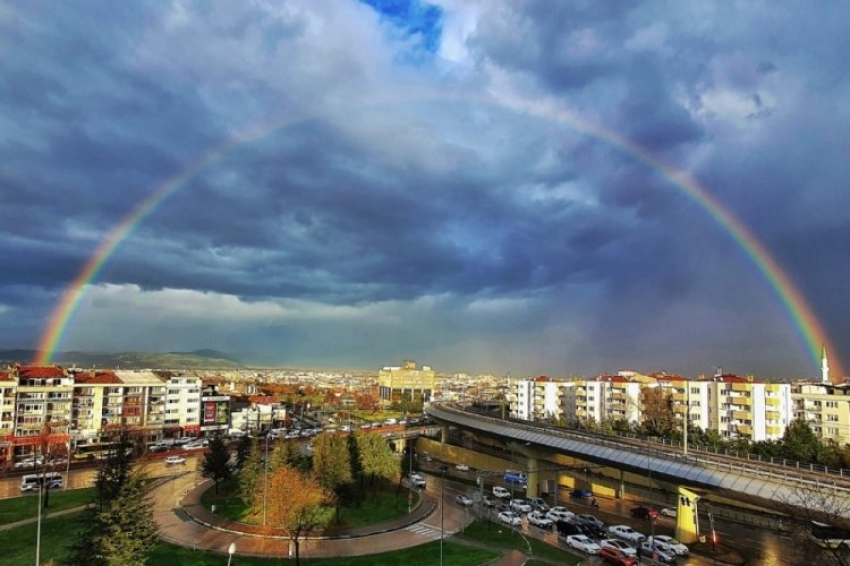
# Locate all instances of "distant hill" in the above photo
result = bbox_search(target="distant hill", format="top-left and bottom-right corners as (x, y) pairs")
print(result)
(0, 349), (242, 370)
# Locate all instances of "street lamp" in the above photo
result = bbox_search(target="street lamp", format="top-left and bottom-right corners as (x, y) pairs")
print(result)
(227, 542), (236, 566)
(262, 434), (271, 525)
(439, 465), (448, 566)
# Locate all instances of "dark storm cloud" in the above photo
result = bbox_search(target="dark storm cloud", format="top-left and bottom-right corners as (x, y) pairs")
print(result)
(1, 1), (848, 378)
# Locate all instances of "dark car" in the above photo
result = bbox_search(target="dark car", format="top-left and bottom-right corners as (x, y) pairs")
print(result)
(600, 547), (639, 566)
(630, 505), (659, 521)
(556, 520), (592, 538)
(570, 489), (593, 499)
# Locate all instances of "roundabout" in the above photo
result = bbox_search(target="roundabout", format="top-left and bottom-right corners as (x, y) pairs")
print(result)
(151, 469), (524, 563)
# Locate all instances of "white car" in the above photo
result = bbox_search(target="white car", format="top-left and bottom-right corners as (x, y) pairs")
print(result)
(492, 486), (511, 499)
(599, 538), (637, 557)
(409, 473), (426, 488)
(660, 507), (677, 517)
(455, 494), (473, 507)
(608, 524), (646, 544)
(549, 505), (570, 515)
(164, 455), (186, 465)
(527, 511), (554, 530)
(509, 499), (532, 513)
(652, 535), (689, 556)
(565, 534), (601, 554)
(455, 463), (470, 471)
(498, 511), (522, 526)
(547, 509), (574, 522)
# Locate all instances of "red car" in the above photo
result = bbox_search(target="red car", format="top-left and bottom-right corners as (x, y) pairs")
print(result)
(630, 505), (659, 521)
(600, 547), (639, 566)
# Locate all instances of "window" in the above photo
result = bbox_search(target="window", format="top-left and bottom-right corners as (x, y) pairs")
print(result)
(826, 401), (838, 409)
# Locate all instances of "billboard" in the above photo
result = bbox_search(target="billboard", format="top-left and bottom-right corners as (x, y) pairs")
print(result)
(201, 397), (230, 430)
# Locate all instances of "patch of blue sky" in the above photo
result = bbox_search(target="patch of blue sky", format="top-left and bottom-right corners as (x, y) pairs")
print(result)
(360, 0), (443, 54)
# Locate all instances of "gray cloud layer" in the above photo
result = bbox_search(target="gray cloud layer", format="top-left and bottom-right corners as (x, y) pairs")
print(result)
(1, 1), (847, 378)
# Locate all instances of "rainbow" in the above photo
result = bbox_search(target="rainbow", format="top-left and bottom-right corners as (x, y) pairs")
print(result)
(34, 93), (844, 381)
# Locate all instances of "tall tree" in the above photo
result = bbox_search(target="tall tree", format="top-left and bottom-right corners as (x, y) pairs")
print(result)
(235, 434), (252, 469)
(312, 433), (352, 492)
(355, 432), (399, 487)
(640, 387), (676, 436)
(67, 434), (157, 565)
(201, 435), (233, 493)
(238, 437), (263, 511)
(264, 466), (332, 566)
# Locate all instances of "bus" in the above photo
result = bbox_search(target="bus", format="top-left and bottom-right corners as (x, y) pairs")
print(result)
(20, 472), (64, 492)
(811, 520), (850, 549)
(73, 442), (132, 461)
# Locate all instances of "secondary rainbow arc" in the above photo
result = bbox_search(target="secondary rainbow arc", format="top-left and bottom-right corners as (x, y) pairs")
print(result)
(33, 94), (844, 381)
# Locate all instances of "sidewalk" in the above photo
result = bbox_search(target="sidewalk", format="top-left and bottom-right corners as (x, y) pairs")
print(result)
(0, 504), (86, 531)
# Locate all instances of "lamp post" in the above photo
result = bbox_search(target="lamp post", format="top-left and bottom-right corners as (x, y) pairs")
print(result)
(262, 433), (270, 525)
(227, 542), (236, 566)
(439, 465), (448, 566)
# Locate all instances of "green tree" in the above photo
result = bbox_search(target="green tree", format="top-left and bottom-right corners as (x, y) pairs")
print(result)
(238, 437), (263, 510)
(67, 438), (157, 565)
(782, 417), (823, 464)
(268, 439), (302, 472)
(201, 435), (233, 493)
(355, 431), (399, 486)
(235, 434), (252, 469)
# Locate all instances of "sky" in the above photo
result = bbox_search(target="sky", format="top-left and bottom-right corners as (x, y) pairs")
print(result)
(1, 1), (848, 379)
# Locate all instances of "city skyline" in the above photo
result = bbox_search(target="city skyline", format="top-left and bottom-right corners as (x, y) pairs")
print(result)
(2, 2), (849, 380)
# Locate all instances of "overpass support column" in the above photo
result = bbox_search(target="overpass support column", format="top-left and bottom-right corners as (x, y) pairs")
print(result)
(440, 424), (449, 443)
(675, 486), (701, 544)
(526, 456), (539, 497)
(618, 470), (626, 498)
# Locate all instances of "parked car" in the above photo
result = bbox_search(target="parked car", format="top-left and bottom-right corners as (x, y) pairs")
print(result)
(575, 514), (605, 530)
(549, 505), (571, 515)
(498, 511), (522, 526)
(556, 520), (592, 538)
(526, 496), (549, 512)
(164, 455), (186, 465)
(640, 540), (677, 564)
(527, 511), (554, 530)
(599, 538), (638, 557)
(570, 489), (593, 499)
(660, 507), (677, 517)
(630, 505), (659, 521)
(608, 525), (647, 544)
(651, 535), (689, 556)
(455, 494), (473, 507)
(492, 486), (511, 499)
(455, 463), (470, 471)
(481, 495), (497, 508)
(565, 534), (601, 554)
(547, 509), (574, 523)
(510, 499), (532, 514)
(599, 546), (639, 566)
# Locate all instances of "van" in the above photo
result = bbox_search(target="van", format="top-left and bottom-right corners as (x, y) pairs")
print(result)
(493, 486), (511, 499)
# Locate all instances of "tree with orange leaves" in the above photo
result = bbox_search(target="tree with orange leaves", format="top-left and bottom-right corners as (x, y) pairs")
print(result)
(263, 466), (332, 565)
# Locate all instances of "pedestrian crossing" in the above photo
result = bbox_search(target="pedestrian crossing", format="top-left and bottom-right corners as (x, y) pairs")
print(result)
(405, 523), (455, 541)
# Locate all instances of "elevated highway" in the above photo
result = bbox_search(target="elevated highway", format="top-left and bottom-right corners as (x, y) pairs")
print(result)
(425, 403), (850, 541)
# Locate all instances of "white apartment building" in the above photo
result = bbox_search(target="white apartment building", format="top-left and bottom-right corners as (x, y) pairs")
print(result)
(512, 377), (565, 421)
(163, 374), (202, 438)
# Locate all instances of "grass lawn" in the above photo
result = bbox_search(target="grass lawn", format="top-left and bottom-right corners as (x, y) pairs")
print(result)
(201, 477), (419, 528)
(0, 510), (499, 566)
(0, 488), (93, 525)
(149, 539), (498, 566)
(459, 520), (582, 565)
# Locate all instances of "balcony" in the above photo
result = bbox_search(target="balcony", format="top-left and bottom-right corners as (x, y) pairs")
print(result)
(766, 425), (782, 436)
(736, 425), (753, 435)
(732, 383), (752, 392)
(731, 396), (752, 406)
(765, 397), (781, 407)
(733, 410), (751, 420)
(766, 410), (781, 420)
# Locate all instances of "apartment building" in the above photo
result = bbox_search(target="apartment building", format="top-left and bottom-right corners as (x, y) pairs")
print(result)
(0, 371), (16, 464)
(703, 375), (792, 442)
(162, 374), (203, 439)
(654, 375), (712, 432)
(377, 360), (435, 406)
(115, 370), (169, 443)
(792, 382), (850, 443)
(512, 377), (565, 421)
(12, 366), (73, 459)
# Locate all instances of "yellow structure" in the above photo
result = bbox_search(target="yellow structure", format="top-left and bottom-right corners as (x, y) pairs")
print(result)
(675, 486), (701, 544)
